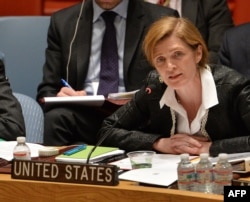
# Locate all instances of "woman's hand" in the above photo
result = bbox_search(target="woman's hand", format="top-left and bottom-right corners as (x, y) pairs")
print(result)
(153, 134), (211, 155)
(57, 87), (87, 96)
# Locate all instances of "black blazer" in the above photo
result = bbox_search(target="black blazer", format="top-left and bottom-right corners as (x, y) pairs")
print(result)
(218, 22), (250, 78)
(99, 65), (250, 156)
(0, 59), (25, 140)
(37, 0), (178, 100)
(181, 0), (234, 64)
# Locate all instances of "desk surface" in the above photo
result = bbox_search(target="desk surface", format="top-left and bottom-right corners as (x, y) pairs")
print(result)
(0, 174), (223, 202)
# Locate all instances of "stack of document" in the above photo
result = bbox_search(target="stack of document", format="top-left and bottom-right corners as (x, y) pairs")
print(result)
(209, 152), (250, 173)
(111, 154), (197, 187)
(0, 141), (45, 161)
(55, 145), (125, 164)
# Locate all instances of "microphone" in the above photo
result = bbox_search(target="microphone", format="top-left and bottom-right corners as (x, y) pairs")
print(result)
(86, 84), (156, 164)
(145, 86), (153, 94)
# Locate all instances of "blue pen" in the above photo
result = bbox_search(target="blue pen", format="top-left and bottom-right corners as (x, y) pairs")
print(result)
(61, 78), (72, 88)
(63, 145), (87, 156)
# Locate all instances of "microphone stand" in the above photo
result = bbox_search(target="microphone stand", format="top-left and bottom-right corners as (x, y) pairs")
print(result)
(86, 111), (124, 164)
(86, 84), (156, 164)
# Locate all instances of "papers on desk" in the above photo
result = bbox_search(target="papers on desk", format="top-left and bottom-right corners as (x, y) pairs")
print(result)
(119, 164), (177, 187)
(209, 152), (250, 165)
(111, 154), (197, 187)
(210, 152), (250, 173)
(110, 154), (197, 170)
(188, 152), (250, 173)
(55, 145), (125, 164)
(119, 167), (178, 187)
(0, 141), (45, 161)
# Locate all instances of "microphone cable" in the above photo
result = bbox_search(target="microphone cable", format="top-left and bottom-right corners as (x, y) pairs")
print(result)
(65, 0), (85, 82)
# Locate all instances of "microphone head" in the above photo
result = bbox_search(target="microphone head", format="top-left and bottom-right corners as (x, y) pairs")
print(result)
(145, 84), (156, 94)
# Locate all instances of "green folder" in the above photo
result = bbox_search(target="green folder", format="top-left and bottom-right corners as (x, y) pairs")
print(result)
(55, 145), (124, 163)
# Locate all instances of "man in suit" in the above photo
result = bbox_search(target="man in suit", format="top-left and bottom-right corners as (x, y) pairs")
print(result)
(0, 58), (25, 140)
(37, 0), (178, 146)
(145, 0), (234, 64)
(219, 23), (250, 78)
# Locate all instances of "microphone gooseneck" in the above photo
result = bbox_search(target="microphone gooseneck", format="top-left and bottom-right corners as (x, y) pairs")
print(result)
(86, 84), (156, 164)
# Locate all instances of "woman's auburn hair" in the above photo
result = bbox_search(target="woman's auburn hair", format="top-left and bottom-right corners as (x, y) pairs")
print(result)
(143, 16), (208, 68)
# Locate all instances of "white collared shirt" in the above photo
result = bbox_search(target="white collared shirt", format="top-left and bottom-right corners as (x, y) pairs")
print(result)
(159, 66), (219, 135)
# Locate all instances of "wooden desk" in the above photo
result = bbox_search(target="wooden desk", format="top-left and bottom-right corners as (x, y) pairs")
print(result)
(0, 174), (222, 202)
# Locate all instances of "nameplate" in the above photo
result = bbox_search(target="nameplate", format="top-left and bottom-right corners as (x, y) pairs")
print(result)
(11, 160), (119, 186)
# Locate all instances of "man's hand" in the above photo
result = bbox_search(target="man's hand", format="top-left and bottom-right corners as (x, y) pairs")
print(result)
(57, 87), (87, 96)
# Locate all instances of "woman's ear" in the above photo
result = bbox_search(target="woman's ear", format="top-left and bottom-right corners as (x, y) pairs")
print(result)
(195, 45), (203, 64)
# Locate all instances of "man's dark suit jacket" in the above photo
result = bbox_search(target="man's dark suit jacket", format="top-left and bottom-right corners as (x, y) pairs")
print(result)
(181, 0), (234, 64)
(0, 59), (25, 140)
(37, 0), (178, 100)
(219, 22), (250, 78)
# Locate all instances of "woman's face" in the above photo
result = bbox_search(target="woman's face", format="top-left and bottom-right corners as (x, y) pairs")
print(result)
(152, 35), (202, 90)
(95, 0), (123, 10)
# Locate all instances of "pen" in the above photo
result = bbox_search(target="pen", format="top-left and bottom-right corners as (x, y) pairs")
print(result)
(63, 144), (87, 156)
(61, 78), (72, 88)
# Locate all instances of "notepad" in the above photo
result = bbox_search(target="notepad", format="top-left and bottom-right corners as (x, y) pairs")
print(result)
(55, 145), (125, 164)
(43, 95), (105, 108)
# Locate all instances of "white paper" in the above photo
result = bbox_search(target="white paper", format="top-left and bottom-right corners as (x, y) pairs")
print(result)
(43, 95), (105, 107)
(107, 90), (139, 100)
(209, 152), (250, 164)
(144, 0), (159, 3)
(110, 154), (197, 170)
(0, 141), (45, 161)
(111, 154), (197, 187)
(119, 166), (178, 187)
(209, 152), (250, 173)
